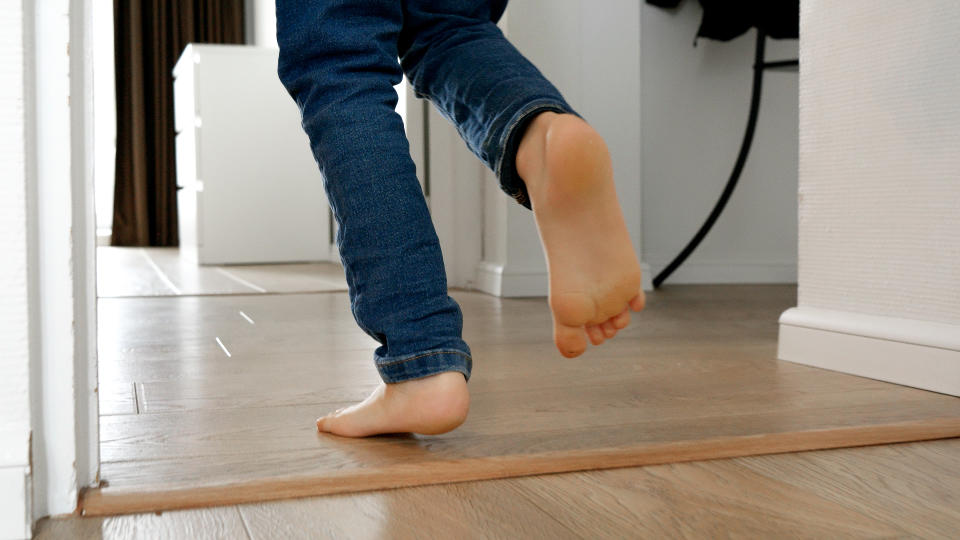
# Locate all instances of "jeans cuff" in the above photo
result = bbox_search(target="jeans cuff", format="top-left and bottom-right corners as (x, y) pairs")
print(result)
(495, 100), (580, 210)
(375, 349), (472, 384)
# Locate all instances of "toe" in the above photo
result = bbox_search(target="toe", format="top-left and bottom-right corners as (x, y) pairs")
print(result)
(601, 320), (617, 338)
(612, 308), (630, 329)
(629, 291), (646, 312)
(586, 325), (605, 345)
(555, 323), (587, 357)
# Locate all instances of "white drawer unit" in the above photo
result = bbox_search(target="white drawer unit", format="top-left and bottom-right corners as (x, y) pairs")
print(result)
(173, 44), (332, 265)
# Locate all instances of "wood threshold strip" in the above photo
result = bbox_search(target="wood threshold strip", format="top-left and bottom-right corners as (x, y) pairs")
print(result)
(80, 417), (960, 517)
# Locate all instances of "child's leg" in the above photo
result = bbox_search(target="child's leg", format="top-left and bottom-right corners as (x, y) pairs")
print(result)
(400, 2), (646, 358)
(277, 1), (470, 436)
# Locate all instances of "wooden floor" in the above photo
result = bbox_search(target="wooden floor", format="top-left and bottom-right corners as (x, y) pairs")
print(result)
(41, 438), (960, 538)
(86, 251), (960, 518)
(96, 247), (347, 297)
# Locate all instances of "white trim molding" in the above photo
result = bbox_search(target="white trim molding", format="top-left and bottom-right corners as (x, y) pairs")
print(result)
(778, 307), (960, 397)
(475, 262), (547, 298)
(476, 261), (652, 298)
(0, 467), (30, 540)
(646, 258), (797, 285)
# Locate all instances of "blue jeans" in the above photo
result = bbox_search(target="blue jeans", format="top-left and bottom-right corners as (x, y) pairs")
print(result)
(277, 0), (576, 383)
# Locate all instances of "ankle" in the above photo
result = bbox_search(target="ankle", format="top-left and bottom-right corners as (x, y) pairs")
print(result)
(390, 372), (470, 429)
(516, 113), (611, 201)
(515, 111), (561, 193)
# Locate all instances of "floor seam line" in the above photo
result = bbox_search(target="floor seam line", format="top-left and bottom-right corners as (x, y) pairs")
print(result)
(237, 506), (255, 540)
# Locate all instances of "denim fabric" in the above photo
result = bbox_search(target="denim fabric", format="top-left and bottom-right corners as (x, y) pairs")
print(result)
(276, 0), (576, 383)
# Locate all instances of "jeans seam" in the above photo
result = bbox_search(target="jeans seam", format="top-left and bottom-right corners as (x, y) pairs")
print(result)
(377, 349), (472, 367)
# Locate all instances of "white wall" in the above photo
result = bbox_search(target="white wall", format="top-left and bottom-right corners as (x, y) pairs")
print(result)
(778, 0), (960, 397)
(797, 1), (960, 325)
(0, 0), (100, 533)
(30, 0), (100, 521)
(479, 0), (648, 296)
(92, 0), (115, 238)
(246, 0), (277, 48)
(0, 1), (34, 536)
(641, 1), (799, 283)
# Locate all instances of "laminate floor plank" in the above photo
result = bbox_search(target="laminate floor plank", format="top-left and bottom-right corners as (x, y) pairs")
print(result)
(214, 262), (347, 294)
(87, 284), (960, 516)
(238, 479), (577, 540)
(48, 439), (960, 537)
(502, 443), (953, 539)
(125, 340), (797, 413)
(96, 247), (178, 297)
(733, 438), (960, 538)
(96, 392), (960, 472)
(98, 381), (138, 416)
(97, 246), (348, 297)
(142, 247), (259, 296)
(34, 506), (248, 539)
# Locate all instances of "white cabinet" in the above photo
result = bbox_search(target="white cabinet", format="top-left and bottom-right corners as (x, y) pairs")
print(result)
(173, 44), (332, 264)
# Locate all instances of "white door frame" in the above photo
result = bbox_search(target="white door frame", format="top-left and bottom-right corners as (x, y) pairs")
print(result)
(16, 0), (100, 529)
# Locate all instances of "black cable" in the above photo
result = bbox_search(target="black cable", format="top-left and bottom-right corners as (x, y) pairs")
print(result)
(653, 30), (768, 288)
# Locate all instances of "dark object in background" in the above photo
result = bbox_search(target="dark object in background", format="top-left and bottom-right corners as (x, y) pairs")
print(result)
(647, 0), (799, 42)
(112, 0), (245, 247)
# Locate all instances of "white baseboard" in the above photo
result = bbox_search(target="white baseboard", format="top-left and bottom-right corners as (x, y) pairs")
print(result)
(475, 261), (652, 297)
(646, 258), (797, 284)
(778, 307), (960, 397)
(474, 261), (547, 297)
(0, 466), (29, 540)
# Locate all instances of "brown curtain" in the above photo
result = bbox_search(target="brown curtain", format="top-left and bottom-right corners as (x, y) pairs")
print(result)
(111, 0), (245, 246)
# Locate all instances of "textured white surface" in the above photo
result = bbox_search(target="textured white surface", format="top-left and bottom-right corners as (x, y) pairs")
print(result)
(798, 0), (960, 324)
(1, 2), (33, 538)
(0, 0), (31, 468)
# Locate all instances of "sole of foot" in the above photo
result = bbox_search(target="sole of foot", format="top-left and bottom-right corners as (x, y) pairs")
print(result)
(517, 112), (646, 358)
(316, 371), (470, 437)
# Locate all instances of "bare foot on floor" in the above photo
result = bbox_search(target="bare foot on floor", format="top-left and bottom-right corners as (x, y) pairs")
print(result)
(516, 112), (646, 357)
(316, 371), (469, 437)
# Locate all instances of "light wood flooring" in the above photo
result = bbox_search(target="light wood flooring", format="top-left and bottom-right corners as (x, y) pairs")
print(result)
(40, 438), (960, 538)
(96, 247), (347, 297)
(86, 250), (960, 519)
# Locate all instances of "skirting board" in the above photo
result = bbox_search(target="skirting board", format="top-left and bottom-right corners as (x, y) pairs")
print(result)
(0, 466), (29, 540)
(646, 259), (797, 285)
(778, 307), (960, 397)
(475, 261), (652, 298)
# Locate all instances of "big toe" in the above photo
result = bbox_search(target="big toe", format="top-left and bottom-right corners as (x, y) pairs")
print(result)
(317, 410), (370, 438)
(555, 323), (587, 358)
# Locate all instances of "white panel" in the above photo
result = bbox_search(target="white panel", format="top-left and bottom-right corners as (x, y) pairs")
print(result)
(798, 1), (960, 325)
(175, 45), (330, 265)
(0, 468), (29, 540)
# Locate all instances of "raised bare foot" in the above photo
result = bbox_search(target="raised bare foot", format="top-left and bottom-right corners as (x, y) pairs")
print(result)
(516, 112), (645, 357)
(316, 371), (469, 437)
